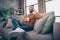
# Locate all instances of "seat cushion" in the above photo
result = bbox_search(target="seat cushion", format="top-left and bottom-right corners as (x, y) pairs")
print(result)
(41, 16), (55, 34)
(33, 16), (48, 34)
(25, 31), (53, 40)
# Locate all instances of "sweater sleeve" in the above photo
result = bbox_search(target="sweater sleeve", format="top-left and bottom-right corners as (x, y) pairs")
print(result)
(34, 12), (42, 19)
(21, 15), (27, 23)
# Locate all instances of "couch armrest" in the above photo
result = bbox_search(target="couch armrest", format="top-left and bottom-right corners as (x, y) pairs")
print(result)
(53, 22), (60, 40)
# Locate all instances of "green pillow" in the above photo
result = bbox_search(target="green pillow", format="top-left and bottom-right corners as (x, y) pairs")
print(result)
(40, 16), (55, 34)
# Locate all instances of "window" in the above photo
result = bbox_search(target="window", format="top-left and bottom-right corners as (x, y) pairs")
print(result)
(45, 0), (60, 22)
(45, 0), (60, 16)
(45, 0), (54, 13)
(26, 0), (38, 14)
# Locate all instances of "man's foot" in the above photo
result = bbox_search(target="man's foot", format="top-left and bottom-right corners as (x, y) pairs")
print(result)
(9, 27), (25, 33)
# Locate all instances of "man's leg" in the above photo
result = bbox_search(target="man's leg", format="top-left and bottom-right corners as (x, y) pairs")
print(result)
(11, 18), (33, 31)
(11, 18), (25, 26)
(11, 18), (20, 30)
(20, 25), (33, 31)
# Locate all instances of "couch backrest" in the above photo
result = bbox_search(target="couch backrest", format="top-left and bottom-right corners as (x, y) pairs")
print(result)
(33, 11), (55, 34)
(15, 15), (25, 22)
(35, 11), (55, 24)
(43, 11), (55, 17)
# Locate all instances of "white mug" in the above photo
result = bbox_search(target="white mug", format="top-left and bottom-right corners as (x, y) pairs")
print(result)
(26, 18), (30, 22)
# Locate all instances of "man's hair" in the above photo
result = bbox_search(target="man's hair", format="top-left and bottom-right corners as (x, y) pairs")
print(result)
(30, 5), (34, 7)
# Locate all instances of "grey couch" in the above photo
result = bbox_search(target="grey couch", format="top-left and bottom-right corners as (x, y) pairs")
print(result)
(2, 11), (60, 40)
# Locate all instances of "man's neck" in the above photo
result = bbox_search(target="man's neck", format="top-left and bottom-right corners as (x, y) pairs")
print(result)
(27, 12), (33, 15)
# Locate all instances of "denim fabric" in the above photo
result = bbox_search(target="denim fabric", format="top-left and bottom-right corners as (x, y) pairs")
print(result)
(11, 18), (33, 31)
(11, 18), (19, 30)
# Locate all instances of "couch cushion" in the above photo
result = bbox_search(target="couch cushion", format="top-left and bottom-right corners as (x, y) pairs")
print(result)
(43, 11), (54, 17)
(41, 16), (55, 34)
(33, 16), (48, 34)
(2, 28), (12, 39)
(5, 19), (13, 29)
(25, 31), (53, 40)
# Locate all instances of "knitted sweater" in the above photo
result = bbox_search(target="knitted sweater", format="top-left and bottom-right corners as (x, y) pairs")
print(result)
(22, 12), (42, 27)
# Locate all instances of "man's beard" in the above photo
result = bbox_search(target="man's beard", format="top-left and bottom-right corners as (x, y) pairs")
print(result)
(29, 10), (34, 13)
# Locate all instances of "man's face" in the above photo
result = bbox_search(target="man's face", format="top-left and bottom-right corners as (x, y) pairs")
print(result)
(29, 6), (34, 13)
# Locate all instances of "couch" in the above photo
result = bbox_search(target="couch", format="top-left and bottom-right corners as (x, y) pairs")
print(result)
(2, 11), (60, 40)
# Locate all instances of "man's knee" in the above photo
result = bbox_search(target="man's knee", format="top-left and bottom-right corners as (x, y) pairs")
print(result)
(11, 18), (16, 21)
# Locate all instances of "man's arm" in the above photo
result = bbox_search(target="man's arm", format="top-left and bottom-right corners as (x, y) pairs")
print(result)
(21, 15), (27, 23)
(34, 12), (43, 19)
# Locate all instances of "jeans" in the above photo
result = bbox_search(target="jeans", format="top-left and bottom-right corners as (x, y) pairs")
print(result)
(11, 18), (33, 31)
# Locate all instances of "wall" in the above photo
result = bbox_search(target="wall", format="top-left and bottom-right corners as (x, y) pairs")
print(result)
(0, 0), (19, 9)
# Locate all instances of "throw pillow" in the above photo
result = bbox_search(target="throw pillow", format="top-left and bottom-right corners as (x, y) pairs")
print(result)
(43, 11), (54, 17)
(33, 16), (48, 34)
(40, 16), (55, 34)
(6, 19), (13, 29)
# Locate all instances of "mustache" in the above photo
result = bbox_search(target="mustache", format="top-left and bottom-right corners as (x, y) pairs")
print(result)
(29, 10), (34, 13)
(30, 11), (33, 13)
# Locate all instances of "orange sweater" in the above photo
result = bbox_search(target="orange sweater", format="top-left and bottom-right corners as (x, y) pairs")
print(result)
(22, 12), (42, 27)
(34, 12), (42, 19)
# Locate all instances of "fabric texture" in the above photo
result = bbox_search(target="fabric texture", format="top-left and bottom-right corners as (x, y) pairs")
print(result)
(22, 14), (35, 26)
(33, 16), (48, 34)
(11, 18), (19, 30)
(43, 11), (54, 17)
(34, 13), (42, 19)
(6, 19), (13, 29)
(11, 18), (33, 31)
(22, 13), (42, 26)
(25, 31), (53, 40)
(41, 16), (55, 34)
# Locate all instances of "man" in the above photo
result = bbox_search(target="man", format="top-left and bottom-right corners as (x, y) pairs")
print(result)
(11, 5), (42, 31)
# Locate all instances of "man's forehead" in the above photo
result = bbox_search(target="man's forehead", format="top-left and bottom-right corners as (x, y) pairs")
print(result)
(30, 5), (34, 7)
(29, 6), (34, 9)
